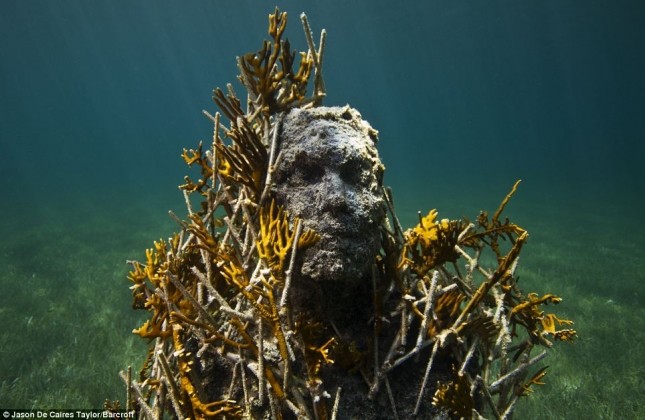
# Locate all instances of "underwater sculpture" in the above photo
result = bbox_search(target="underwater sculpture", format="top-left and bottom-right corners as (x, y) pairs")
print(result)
(121, 9), (576, 419)
(272, 106), (386, 319)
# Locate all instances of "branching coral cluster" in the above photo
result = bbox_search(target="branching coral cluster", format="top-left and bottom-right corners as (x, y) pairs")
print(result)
(375, 179), (577, 418)
(121, 8), (575, 420)
(124, 9), (334, 419)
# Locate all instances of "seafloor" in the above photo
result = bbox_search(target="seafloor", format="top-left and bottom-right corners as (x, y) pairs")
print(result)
(0, 183), (642, 418)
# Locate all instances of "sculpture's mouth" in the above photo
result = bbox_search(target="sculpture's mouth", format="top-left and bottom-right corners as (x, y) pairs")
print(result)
(297, 226), (382, 285)
(311, 222), (363, 238)
(301, 212), (381, 237)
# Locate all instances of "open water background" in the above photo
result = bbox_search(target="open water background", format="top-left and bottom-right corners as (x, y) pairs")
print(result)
(1, 1), (643, 417)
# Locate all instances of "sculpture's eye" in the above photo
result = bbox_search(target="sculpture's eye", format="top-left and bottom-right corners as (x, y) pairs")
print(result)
(299, 160), (325, 183)
(340, 159), (365, 186)
(293, 151), (325, 183)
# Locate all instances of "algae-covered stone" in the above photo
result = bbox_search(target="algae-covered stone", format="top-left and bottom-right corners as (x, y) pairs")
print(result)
(273, 106), (386, 286)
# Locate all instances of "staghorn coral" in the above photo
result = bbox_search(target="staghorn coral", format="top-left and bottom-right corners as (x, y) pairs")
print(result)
(256, 199), (319, 278)
(121, 9), (575, 420)
(387, 182), (577, 417)
(402, 209), (465, 277)
(432, 366), (476, 418)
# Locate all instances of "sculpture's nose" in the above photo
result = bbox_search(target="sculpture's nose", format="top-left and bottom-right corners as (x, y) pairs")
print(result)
(321, 171), (351, 214)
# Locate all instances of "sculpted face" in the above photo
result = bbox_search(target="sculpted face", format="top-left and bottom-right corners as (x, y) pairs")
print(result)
(273, 107), (386, 284)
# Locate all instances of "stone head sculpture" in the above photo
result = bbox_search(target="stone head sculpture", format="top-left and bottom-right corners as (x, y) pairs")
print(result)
(273, 106), (386, 287)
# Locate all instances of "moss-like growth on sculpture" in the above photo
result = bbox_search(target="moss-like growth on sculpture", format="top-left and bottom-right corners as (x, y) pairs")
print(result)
(121, 9), (575, 419)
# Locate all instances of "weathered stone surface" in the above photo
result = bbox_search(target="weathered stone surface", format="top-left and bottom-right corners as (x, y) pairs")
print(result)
(273, 106), (386, 288)
(270, 106), (449, 418)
